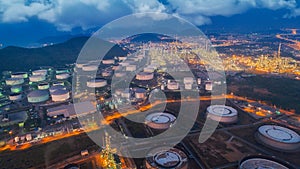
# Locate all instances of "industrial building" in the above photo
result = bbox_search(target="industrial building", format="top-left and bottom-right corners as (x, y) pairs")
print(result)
(47, 101), (96, 118)
(206, 105), (238, 123)
(145, 112), (176, 129)
(256, 125), (300, 151)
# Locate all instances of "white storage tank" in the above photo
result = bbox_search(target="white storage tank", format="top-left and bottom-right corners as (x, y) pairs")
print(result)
(11, 85), (22, 93)
(206, 105), (238, 123)
(183, 77), (193, 84)
(32, 69), (47, 76)
(134, 88), (146, 99)
(56, 73), (70, 80)
(49, 85), (66, 93)
(87, 79), (107, 88)
(256, 125), (300, 151)
(38, 83), (50, 90)
(5, 78), (24, 86)
(102, 59), (115, 65)
(145, 147), (188, 169)
(145, 112), (176, 130)
(51, 89), (70, 102)
(9, 93), (22, 101)
(167, 81), (179, 90)
(82, 64), (98, 71)
(136, 72), (154, 81)
(27, 90), (49, 103)
(29, 75), (46, 82)
(205, 81), (212, 91)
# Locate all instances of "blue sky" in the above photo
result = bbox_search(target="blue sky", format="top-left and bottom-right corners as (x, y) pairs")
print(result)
(0, 0), (300, 46)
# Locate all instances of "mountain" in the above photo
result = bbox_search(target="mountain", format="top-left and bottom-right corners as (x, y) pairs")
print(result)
(0, 37), (127, 72)
(126, 33), (177, 43)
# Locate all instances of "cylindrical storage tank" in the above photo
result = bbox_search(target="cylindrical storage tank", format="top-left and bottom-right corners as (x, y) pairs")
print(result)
(197, 78), (201, 85)
(256, 125), (300, 151)
(205, 81), (212, 91)
(76, 63), (85, 68)
(206, 105), (238, 123)
(5, 78), (24, 86)
(82, 64), (98, 71)
(121, 89), (131, 98)
(11, 72), (28, 79)
(183, 77), (193, 84)
(102, 71), (112, 77)
(161, 85), (165, 90)
(27, 90), (49, 103)
(118, 56), (127, 61)
(239, 155), (296, 169)
(38, 83), (50, 90)
(136, 72), (154, 81)
(102, 59), (115, 65)
(14, 136), (20, 143)
(11, 85), (22, 93)
(144, 67), (155, 73)
(87, 79), (107, 88)
(145, 112), (176, 130)
(9, 93), (22, 101)
(126, 65), (137, 71)
(145, 147), (188, 169)
(53, 81), (64, 86)
(112, 65), (121, 70)
(115, 72), (126, 78)
(55, 69), (69, 74)
(119, 61), (130, 67)
(49, 85), (66, 93)
(56, 73), (70, 80)
(134, 88), (146, 99)
(114, 89), (123, 96)
(51, 89), (70, 102)
(184, 83), (192, 90)
(32, 69), (47, 76)
(29, 75), (46, 82)
(167, 81), (179, 90)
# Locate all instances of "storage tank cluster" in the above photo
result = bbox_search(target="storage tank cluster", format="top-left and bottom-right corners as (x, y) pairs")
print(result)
(256, 125), (300, 151)
(136, 72), (154, 81)
(27, 90), (49, 103)
(206, 105), (238, 123)
(239, 155), (296, 169)
(145, 112), (176, 130)
(87, 79), (107, 88)
(145, 148), (188, 169)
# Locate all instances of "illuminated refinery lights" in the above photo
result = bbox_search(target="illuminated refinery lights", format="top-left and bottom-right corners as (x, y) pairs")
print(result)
(206, 105), (238, 123)
(27, 90), (49, 103)
(256, 125), (300, 151)
(5, 78), (24, 86)
(145, 112), (176, 130)
(145, 148), (188, 169)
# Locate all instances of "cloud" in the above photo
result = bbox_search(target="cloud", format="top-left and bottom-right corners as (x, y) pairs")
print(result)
(0, 0), (298, 30)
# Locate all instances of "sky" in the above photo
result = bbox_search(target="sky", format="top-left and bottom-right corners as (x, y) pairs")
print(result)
(0, 0), (300, 47)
